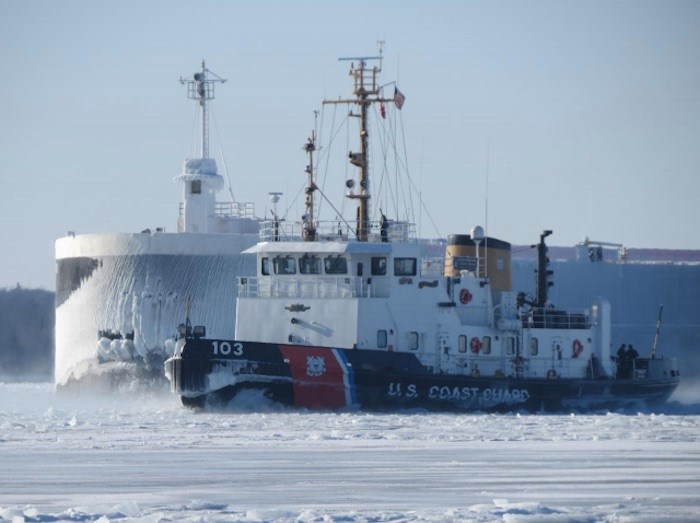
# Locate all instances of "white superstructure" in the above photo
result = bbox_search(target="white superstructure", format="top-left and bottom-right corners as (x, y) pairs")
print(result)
(235, 235), (615, 383)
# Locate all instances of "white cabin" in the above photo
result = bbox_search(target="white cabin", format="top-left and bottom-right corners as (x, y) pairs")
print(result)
(235, 235), (615, 381)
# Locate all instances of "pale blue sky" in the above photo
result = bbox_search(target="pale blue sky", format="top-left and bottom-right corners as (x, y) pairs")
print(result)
(1, 0), (699, 290)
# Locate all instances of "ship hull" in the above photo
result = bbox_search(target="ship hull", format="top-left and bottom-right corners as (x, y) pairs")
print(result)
(166, 338), (680, 412)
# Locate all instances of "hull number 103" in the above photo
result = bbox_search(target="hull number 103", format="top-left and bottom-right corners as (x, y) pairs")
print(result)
(211, 341), (243, 356)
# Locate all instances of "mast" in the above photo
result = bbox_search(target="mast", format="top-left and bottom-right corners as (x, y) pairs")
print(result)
(303, 128), (317, 241)
(180, 60), (227, 159)
(323, 48), (396, 242)
(176, 62), (226, 233)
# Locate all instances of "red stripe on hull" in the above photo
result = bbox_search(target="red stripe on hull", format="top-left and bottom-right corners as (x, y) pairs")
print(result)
(279, 345), (347, 409)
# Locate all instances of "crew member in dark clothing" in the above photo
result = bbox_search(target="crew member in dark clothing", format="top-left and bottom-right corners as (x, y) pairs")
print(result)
(624, 345), (639, 377)
(616, 344), (630, 378)
(617, 344), (627, 361)
(380, 211), (388, 243)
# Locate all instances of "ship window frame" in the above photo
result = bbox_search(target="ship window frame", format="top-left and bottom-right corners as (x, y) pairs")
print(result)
(273, 255), (297, 275)
(324, 256), (348, 275)
(261, 257), (270, 276)
(458, 335), (467, 353)
(371, 257), (387, 276)
(408, 331), (419, 351)
(530, 337), (539, 356)
(481, 336), (491, 355)
(299, 254), (322, 275)
(190, 180), (201, 194)
(377, 330), (388, 349)
(394, 257), (417, 276)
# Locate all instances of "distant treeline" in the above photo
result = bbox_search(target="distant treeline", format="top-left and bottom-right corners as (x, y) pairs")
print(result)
(0, 286), (54, 379)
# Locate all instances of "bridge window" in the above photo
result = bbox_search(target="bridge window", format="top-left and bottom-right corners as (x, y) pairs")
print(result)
(273, 255), (297, 275)
(394, 257), (417, 276)
(261, 257), (270, 276)
(324, 256), (348, 274)
(377, 330), (388, 348)
(190, 180), (201, 194)
(530, 337), (539, 356)
(371, 257), (387, 276)
(408, 331), (419, 350)
(458, 335), (467, 353)
(482, 336), (491, 355)
(299, 254), (322, 274)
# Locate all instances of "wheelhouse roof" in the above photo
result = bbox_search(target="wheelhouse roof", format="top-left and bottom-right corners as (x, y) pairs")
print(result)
(242, 242), (394, 255)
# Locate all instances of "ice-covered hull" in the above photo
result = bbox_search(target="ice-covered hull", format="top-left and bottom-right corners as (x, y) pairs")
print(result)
(166, 338), (680, 412)
(55, 232), (257, 388)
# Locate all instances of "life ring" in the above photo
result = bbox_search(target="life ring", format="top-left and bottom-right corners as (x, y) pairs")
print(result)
(546, 369), (558, 379)
(512, 356), (525, 371)
(572, 339), (584, 358)
(459, 288), (472, 305)
(470, 337), (482, 354)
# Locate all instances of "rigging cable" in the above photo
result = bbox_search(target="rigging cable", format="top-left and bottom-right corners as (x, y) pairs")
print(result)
(397, 108), (442, 239)
(370, 103), (386, 221)
(371, 102), (397, 222)
(280, 181), (307, 222)
(316, 104), (341, 222)
(211, 107), (237, 205)
(395, 105), (413, 226)
(187, 105), (200, 159)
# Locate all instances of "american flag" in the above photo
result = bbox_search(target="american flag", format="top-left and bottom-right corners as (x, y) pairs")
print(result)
(393, 87), (406, 110)
(380, 102), (386, 119)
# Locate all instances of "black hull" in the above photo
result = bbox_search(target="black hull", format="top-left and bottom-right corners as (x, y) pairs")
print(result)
(166, 338), (680, 412)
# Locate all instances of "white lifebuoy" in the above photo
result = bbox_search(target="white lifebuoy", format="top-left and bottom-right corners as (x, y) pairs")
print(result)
(572, 339), (584, 358)
(470, 337), (482, 354)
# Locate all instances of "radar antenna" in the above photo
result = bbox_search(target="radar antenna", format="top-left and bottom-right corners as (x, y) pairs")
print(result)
(180, 60), (227, 159)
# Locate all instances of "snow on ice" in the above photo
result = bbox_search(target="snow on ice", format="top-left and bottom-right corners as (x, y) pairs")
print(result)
(1, 383), (699, 522)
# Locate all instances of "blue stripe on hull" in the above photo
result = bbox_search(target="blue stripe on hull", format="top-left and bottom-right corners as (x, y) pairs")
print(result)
(332, 348), (358, 407)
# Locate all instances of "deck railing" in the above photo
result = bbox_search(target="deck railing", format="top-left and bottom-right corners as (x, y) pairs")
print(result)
(523, 308), (592, 330)
(258, 219), (416, 243)
(215, 202), (257, 219)
(177, 201), (257, 219)
(238, 276), (372, 299)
